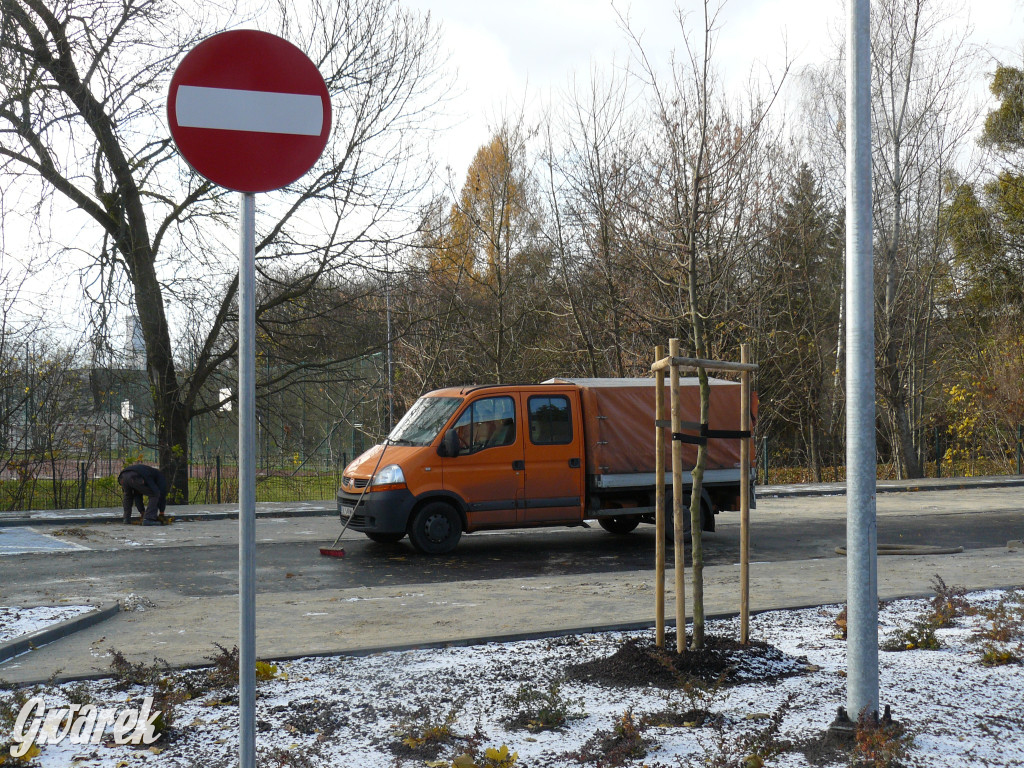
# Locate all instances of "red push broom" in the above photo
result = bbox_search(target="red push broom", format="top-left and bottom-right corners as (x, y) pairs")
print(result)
(320, 438), (391, 558)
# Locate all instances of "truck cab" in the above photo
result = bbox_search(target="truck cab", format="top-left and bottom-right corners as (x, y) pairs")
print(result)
(337, 384), (586, 553)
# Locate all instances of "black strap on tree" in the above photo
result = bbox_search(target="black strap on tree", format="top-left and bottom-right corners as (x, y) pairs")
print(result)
(658, 419), (751, 442)
(705, 428), (752, 439)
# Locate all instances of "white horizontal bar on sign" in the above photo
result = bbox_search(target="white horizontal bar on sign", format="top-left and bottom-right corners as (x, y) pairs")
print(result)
(175, 85), (324, 136)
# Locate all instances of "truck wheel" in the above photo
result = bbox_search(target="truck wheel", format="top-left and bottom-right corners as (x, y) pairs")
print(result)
(664, 495), (713, 541)
(365, 532), (405, 544)
(599, 516), (641, 535)
(664, 506), (692, 543)
(408, 502), (462, 554)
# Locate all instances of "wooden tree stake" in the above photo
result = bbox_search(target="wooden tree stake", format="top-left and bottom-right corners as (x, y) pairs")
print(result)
(670, 337), (686, 654)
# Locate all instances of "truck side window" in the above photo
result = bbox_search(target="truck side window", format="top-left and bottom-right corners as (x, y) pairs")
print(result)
(452, 396), (516, 455)
(528, 395), (572, 445)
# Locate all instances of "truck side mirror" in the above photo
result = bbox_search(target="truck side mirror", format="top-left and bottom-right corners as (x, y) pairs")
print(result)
(438, 429), (460, 457)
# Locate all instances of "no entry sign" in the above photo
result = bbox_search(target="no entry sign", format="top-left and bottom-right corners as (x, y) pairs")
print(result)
(167, 30), (332, 768)
(168, 30), (331, 192)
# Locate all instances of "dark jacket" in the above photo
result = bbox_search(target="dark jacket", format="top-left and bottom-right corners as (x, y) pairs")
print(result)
(118, 464), (169, 508)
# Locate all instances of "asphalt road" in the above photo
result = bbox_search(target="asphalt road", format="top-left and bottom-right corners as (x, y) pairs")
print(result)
(1, 486), (1021, 607)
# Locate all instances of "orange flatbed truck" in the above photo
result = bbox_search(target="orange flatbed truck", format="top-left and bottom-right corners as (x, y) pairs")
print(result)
(336, 377), (756, 554)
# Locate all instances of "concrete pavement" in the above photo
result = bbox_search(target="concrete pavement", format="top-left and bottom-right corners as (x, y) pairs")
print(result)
(1, 476), (1022, 686)
(1, 544), (1021, 685)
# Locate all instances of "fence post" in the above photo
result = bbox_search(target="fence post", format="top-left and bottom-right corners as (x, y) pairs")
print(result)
(79, 462), (87, 509)
(216, 455), (222, 504)
(761, 437), (768, 485)
(935, 427), (941, 479)
(1017, 425), (1022, 476)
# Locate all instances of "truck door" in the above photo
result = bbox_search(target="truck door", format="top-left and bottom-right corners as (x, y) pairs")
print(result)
(522, 392), (583, 524)
(441, 394), (524, 529)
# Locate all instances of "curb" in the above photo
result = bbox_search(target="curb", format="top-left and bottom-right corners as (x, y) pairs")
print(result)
(13, 582), (1024, 686)
(757, 475), (1024, 498)
(2, 476), (1022, 527)
(0, 601), (121, 664)
(0, 508), (335, 528)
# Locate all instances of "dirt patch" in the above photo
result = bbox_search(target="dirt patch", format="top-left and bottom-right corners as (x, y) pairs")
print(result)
(563, 632), (808, 688)
(272, 699), (348, 737)
(786, 732), (852, 767)
(642, 708), (721, 728)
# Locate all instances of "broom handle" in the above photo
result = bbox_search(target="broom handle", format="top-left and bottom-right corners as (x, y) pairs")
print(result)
(331, 438), (392, 549)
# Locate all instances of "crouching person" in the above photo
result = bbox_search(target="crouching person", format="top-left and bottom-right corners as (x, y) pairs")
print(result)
(117, 464), (168, 526)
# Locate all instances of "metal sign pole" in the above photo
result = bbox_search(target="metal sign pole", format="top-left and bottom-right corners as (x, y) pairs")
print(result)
(846, 0), (879, 720)
(239, 191), (257, 768)
(654, 345), (666, 648)
(739, 343), (751, 644)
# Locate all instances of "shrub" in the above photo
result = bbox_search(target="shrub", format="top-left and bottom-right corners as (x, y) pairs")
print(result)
(972, 591), (1023, 645)
(108, 649), (169, 689)
(502, 680), (584, 732)
(881, 619), (942, 652)
(928, 576), (975, 628)
(204, 643), (239, 688)
(391, 700), (465, 759)
(853, 707), (913, 768)
(571, 709), (650, 767)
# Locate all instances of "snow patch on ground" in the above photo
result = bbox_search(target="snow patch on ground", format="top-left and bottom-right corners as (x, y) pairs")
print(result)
(2, 589), (1022, 767)
(0, 605), (94, 643)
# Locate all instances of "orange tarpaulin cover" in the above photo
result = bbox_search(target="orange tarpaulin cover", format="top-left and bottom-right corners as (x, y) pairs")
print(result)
(549, 378), (757, 476)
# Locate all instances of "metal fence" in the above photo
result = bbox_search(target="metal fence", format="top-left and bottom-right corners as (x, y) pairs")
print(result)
(0, 453), (353, 512)
(757, 425), (1024, 485)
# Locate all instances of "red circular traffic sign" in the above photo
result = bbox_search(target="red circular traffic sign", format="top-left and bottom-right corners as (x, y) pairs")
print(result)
(168, 30), (331, 193)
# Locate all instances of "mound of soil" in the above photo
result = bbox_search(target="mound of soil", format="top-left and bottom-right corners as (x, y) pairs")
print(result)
(564, 633), (808, 688)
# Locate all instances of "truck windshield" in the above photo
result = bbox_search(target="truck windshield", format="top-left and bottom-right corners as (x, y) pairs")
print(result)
(387, 396), (463, 446)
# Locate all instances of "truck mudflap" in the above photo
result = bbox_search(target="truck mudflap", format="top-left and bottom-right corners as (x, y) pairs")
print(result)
(337, 487), (417, 534)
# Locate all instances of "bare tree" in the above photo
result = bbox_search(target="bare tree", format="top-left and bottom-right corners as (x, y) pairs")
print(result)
(802, 0), (975, 477)
(543, 69), (646, 378)
(0, 0), (448, 501)
(625, 0), (786, 648)
(870, 0), (976, 477)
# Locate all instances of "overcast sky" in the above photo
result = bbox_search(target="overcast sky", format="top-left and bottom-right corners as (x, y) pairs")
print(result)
(405, 0), (1024, 182)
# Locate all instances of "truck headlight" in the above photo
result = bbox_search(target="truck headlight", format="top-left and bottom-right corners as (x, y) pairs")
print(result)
(370, 464), (406, 491)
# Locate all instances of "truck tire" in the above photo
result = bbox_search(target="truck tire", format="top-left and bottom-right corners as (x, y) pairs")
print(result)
(664, 495), (711, 542)
(599, 516), (641, 535)
(408, 502), (462, 554)
(365, 532), (406, 544)
(663, 506), (692, 543)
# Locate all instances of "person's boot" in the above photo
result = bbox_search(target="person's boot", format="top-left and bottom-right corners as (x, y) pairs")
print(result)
(123, 514), (132, 524)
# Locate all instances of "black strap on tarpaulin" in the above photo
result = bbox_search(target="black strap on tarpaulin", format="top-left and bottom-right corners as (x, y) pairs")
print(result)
(671, 432), (707, 445)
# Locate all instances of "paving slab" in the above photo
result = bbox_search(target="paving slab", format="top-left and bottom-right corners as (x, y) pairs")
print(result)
(0, 527), (91, 555)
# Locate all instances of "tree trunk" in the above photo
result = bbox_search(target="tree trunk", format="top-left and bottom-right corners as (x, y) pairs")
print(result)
(808, 413), (822, 483)
(894, 390), (921, 479)
(157, 402), (190, 505)
(131, 236), (189, 503)
(687, 244), (708, 650)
